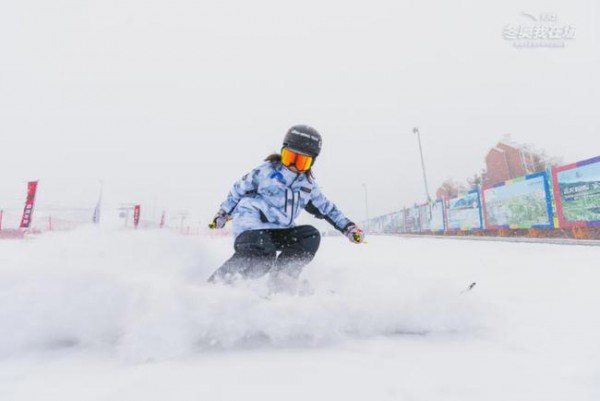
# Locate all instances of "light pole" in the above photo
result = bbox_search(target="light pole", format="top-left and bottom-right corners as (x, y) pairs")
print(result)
(93, 180), (103, 224)
(362, 183), (369, 231)
(412, 127), (431, 202)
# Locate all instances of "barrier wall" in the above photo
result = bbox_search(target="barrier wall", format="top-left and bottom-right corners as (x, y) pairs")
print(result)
(387, 211), (406, 233)
(404, 207), (420, 233)
(366, 154), (600, 237)
(552, 156), (600, 228)
(446, 190), (483, 231)
(430, 199), (446, 232)
(482, 171), (554, 229)
(4, 155), (600, 239)
(418, 203), (431, 232)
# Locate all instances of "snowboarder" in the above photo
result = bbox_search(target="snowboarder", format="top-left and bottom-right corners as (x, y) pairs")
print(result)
(208, 124), (364, 285)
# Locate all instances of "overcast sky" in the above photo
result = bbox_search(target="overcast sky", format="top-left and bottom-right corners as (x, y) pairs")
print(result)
(1, 0), (599, 228)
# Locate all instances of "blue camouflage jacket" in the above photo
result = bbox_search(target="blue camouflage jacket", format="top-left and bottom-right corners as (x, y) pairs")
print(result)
(220, 161), (353, 238)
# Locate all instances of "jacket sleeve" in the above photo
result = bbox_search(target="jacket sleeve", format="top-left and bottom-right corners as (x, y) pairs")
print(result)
(306, 182), (354, 233)
(219, 166), (261, 214)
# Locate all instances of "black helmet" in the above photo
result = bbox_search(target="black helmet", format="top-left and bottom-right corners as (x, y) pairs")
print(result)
(282, 125), (322, 158)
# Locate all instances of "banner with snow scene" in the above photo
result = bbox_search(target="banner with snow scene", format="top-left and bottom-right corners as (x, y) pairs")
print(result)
(430, 199), (446, 232)
(446, 190), (483, 231)
(418, 203), (431, 232)
(482, 172), (554, 229)
(404, 206), (421, 233)
(376, 211), (405, 233)
(552, 156), (600, 228)
(390, 211), (406, 233)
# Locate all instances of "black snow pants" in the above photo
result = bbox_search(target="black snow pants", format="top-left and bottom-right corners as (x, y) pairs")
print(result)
(208, 225), (321, 283)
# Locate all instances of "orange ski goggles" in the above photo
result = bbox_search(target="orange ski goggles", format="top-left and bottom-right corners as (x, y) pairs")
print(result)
(281, 148), (313, 172)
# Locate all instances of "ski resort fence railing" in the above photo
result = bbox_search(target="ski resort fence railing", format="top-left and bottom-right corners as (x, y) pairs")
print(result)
(3, 155), (599, 240)
(364, 155), (600, 240)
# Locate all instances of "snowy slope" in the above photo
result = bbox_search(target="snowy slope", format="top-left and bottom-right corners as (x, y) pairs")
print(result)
(1, 228), (599, 400)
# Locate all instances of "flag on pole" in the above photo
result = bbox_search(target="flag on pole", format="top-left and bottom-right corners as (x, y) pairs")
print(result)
(133, 205), (141, 228)
(20, 181), (39, 229)
(92, 206), (100, 224)
(160, 210), (166, 229)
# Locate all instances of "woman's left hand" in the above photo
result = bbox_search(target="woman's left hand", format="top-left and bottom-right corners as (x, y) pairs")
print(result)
(344, 225), (365, 244)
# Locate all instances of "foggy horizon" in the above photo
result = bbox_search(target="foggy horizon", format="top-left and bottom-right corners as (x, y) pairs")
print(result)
(1, 0), (599, 228)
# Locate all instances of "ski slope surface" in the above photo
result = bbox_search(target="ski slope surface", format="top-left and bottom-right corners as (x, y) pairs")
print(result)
(1, 228), (599, 400)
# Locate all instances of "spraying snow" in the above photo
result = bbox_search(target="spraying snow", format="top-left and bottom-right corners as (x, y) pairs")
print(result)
(0, 228), (478, 361)
(1, 229), (599, 400)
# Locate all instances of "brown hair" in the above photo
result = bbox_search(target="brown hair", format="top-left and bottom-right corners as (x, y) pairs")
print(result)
(265, 153), (314, 180)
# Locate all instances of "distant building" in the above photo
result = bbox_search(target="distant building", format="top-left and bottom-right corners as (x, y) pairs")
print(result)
(435, 179), (467, 200)
(482, 135), (556, 186)
(434, 135), (560, 199)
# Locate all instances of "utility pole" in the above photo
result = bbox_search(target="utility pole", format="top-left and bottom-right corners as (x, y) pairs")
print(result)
(413, 127), (431, 202)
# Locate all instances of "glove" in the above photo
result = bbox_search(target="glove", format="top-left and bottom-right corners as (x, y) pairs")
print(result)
(344, 224), (364, 244)
(209, 209), (230, 229)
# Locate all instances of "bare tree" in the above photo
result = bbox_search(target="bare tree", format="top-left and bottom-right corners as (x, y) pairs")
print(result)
(436, 179), (468, 199)
(467, 170), (484, 189)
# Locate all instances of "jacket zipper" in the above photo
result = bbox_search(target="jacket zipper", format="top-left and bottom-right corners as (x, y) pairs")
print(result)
(295, 191), (301, 217)
(288, 174), (300, 226)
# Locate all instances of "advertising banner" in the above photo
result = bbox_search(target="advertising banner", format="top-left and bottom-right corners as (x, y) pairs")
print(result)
(19, 181), (39, 229)
(367, 215), (383, 234)
(375, 212), (401, 233)
(552, 156), (600, 227)
(386, 211), (405, 233)
(446, 190), (483, 231)
(404, 207), (420, 233)
(398, 208), (408, 233)
(418, 203), (431, 232)
(482, 172), (554, 229)
(430, 199), (446, 232)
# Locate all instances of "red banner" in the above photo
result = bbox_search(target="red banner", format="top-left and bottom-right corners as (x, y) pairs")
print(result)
(133, 205), (141, 228)
(20, 181), (39, 228)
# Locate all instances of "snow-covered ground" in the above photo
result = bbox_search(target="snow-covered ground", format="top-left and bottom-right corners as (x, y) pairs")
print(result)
(1, 228), (599, 400)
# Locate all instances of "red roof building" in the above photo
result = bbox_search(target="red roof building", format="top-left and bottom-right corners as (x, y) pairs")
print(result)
(482, 137), (550, 186)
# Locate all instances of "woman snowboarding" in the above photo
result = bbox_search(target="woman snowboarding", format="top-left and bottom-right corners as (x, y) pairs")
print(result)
(208, 125), (364, 285)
